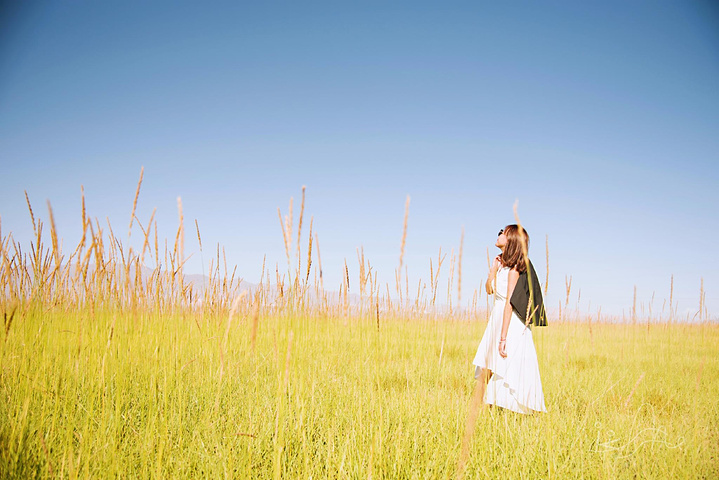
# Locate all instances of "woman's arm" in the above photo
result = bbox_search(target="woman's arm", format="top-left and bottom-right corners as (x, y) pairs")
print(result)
(485, 256), (501, 295)
(499, 268), (520, 358)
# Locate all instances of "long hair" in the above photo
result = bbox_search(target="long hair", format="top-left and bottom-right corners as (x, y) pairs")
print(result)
(500, 224), (529, 273)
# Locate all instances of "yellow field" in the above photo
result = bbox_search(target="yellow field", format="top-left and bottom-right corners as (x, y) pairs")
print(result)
(1, 307), (717, 478)
(1, 187), (717, 478)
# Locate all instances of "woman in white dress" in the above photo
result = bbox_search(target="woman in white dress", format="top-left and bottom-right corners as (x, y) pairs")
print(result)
(473, 225), (546, 414)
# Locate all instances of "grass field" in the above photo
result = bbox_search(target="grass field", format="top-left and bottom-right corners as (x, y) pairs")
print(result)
(1, 306), (717, 478)
(1, 186), (717, 478)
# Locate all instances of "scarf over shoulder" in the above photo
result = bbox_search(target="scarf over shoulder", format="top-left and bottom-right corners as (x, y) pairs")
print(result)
(510, 260), (547, 327)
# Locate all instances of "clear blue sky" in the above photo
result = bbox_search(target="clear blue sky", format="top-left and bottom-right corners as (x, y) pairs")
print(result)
(1, 1), (718, 318)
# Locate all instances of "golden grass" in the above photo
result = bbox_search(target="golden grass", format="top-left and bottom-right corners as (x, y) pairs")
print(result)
(1, 307), (717, 478)
(1, 179), (717, 478)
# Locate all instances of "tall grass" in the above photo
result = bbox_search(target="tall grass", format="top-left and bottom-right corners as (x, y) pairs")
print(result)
(1, 179), (717, 478)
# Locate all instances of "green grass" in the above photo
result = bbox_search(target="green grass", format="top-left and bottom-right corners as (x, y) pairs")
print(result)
(1, 306), (717, 479)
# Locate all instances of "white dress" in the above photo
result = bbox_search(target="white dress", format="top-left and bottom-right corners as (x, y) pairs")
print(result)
(473, 266), (546, 414)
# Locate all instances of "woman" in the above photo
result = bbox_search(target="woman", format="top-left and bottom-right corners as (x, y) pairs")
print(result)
(472, 225), (546, 414)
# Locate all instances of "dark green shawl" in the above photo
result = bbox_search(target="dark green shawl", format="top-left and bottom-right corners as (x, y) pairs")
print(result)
(510, 260), (547, 327)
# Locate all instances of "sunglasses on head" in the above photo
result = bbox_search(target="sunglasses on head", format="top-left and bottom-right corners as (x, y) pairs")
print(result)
(498, 229), (504, 236)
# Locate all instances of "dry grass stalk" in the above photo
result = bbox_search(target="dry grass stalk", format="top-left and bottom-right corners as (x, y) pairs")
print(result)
(457, 373), (489, 479)
(429, 257), (434, 290)
(175, 196), (184, 271)
(398, 195), (410, 278)
(624, 372), (645, 409)
(282, 197), (294, 291)
(632, 285), (637, 324)
(251, 296), (260, 354)
(457, 227), (464, 305)
(315, 233), (323, 292)
(224, 292), (246, 350)
(699, 277), (705, 322)
(305, 218), (313, 284)
(258, 254), (266, 304)
(365, 261), (373, 312)
(153, 219), (159, 269)
(278, 208), (290, 271)
(545, 234), (549, 297)
(38, 432), (54, 477)
(447, 248), (455, 314)
(669, 275), (674, 322)
(284, 331), (294, 390)
(128, 166), (144, 238)
(343, 259), (350, 314)
(297, 186), (306, 274)
(414, 278), (420, 312)
(24, 190), (37, 236)
(139, 208), (156, 265)
(344, 260), (350, 292)
(471, 289), (478, 317)
(404, 265), (409, 305)
(431, 248), (445, 307)
(564, 275), (572, 320)
(286, 197), (293, 258)
(357, 247), (366, 298)
(276, 264), (284, 298)
(376, 295), (380, 332)
(46, 201), (61, 275)
(695, 358), (705, 393)
(395, 268), (402, 304)
(212, 294), (242, 418)
(648, 291), (656, 328)
(195, 219), (203, 251)
(222, 246), (228, 286)
(3, 309), (16, 342)
(80, 186), (87, 246)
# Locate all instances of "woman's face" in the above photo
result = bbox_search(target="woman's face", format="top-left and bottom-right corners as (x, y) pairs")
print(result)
(495, 229), (508, 249)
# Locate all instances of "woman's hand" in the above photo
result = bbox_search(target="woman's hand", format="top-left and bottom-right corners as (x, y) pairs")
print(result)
(485, 277), (495, 295)
(499, 338), (507, 358)
(485, 256), (501, 295)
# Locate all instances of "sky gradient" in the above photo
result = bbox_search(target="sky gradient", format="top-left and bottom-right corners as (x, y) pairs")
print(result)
(1, 1), (718, 318)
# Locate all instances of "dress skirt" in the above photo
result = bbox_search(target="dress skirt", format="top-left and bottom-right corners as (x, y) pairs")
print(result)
(473, 295), (546, 414)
